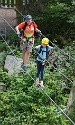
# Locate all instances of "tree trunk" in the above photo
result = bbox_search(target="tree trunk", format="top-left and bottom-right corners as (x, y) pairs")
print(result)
(16, 0), (23, 24)
(67, 80), (75, 109)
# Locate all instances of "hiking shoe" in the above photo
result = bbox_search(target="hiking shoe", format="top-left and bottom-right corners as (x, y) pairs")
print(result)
(23, 66), (27, 71)
(21, 64), (27, 71)
(21, 62), (24, 68)
(39, 83), (44, 88)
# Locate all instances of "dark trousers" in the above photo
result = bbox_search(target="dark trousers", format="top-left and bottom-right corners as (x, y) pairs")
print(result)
(36, 61), (45, 81)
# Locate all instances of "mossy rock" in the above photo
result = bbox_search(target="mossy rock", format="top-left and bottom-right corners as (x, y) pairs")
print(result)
(0, 83), (6, 91)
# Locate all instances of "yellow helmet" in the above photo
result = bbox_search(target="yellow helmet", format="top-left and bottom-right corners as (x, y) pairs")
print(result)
(42, 38), (49, 45)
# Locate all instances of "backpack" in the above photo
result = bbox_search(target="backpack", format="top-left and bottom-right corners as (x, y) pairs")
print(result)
(39, 45), (48, 59)
(37, 45), (49, 60)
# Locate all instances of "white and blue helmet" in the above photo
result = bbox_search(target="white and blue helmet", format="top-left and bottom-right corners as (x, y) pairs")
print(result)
(25, 15), (32, 21)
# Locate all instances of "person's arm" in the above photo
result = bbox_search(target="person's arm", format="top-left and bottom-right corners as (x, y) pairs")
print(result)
(35, 28), (41, 34)
(48, 46), (54, 55)
(15, 26), (21, 35)
(35, 45), (41, 49)
(15, 22), (25, 36)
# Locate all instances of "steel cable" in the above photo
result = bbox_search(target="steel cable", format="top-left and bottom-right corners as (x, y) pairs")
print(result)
(0, 9), (75, 125)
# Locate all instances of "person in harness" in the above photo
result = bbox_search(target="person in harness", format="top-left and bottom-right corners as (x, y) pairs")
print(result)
(15, 14), (41, 70)
(35, 37), (54, 87)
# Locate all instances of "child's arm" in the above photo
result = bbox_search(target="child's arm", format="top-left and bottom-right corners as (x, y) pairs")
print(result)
(35, 45), (41, 49)
(48, 46), (54, 55)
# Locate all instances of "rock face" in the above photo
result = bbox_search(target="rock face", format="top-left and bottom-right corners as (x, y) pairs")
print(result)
(0, 8), (16, 33)
(0, 84), (6, 91)
(4, 55), (22, 74)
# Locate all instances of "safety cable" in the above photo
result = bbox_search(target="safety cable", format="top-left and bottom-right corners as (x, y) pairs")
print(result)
(50, 62), (73, 84)
(23, 70), (75, 125)
(0, 11), (75, 125)
(41, 88), (75, 125)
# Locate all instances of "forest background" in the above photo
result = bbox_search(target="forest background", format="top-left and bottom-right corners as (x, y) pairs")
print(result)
(0, 0), (75, 125)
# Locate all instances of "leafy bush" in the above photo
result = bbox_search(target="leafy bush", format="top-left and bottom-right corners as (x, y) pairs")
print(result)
(7, 31), (20, 47)
(0, 40), (8, 52)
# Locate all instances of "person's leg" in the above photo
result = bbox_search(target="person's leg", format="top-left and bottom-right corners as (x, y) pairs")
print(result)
(40, 64), (45, 87)
(41, 65), (45, 81)
(21, 40), (33, 70)
(20, 40), (27, 64)
(36, 62), (41, 78)
(23, 51), (30, 66)
(22, 51), (25, 64)
(36, 62), (41, 84)
(24, 41), (33, 66)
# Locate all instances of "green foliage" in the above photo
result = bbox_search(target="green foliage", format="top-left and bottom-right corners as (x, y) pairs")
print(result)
(7, 31), (19, 47)
(34, 0), (75, 41)
(0, 51), (7, 68)
(0, 66), (72, 125)
(0, 40), (8, 52)
(0, 69), (12, 87)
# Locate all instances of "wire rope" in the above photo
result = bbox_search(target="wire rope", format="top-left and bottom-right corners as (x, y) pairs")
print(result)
(23, 69), (75, 125)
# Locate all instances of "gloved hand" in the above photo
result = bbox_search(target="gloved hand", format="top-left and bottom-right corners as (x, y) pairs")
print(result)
(38, 29), (41, 33)
(16, 31), (21, 37)
(38, 30), (42, 36)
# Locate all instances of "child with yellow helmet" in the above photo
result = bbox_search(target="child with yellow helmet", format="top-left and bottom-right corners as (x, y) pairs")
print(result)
(35, 37), (53, 87)
(42, 37), (49, 44)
